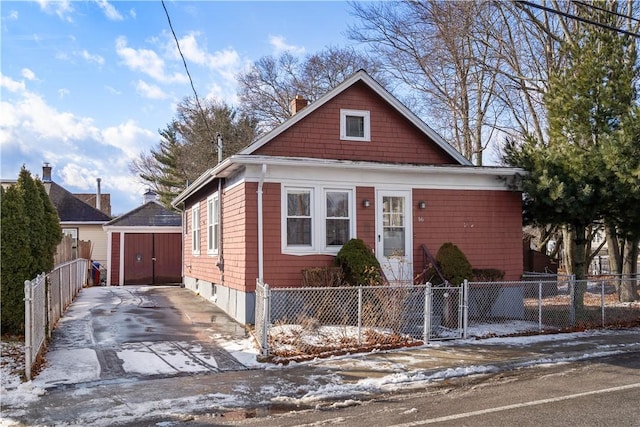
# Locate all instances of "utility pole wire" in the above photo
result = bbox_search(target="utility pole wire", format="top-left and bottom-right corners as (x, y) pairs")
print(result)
(517, 1), (640, 38)
(161, 0), (216, 142)
(573, 1), (640, 24)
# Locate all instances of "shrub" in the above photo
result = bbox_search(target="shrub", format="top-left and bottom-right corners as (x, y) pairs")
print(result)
(472, 268), (505, 282)
(335, 238), (382, 286)
(425, 242), (472, 285)
(301, 267), (344, 287)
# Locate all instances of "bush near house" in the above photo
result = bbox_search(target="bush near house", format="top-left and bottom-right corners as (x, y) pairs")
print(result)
(424, 242), (473, 285)
(472, 268), (505, 282)
(335, 238), (382, 286)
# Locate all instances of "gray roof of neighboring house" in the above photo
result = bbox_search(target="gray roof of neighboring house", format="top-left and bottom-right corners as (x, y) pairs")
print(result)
(104, 201), (181, 227)
(44, 181), (112, 223)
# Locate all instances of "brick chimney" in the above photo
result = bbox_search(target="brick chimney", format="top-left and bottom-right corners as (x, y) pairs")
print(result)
(290, 95), (308, 115)
(42, 163), (52, 182)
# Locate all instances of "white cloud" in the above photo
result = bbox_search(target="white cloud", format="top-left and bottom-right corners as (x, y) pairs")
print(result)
(101, 119), (156, 160)
(14, 91), (101, 143)
(116, 36), (187, 84)
(269, 35), (305, 56)
(59, 163), (102, 189)
(7, 10), (19, 20)
(78, 49), (105, 65)
(58, 88), (70, 99)
(169, 32), (241, 72)
(36, 0), (74, 22)
(0, 74), (26, 92)
(95, 0), (123, 21)
(135, 80), (167, 100)
(21, 68), (36, 80)
(0, 77), (156, 214)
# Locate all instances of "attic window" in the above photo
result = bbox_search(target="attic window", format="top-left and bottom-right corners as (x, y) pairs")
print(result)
(340, 109), (370, 141)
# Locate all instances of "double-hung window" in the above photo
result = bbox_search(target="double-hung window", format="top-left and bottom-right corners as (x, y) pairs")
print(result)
(191, 203), (200, 255)
(340, 109), (370, 141)
(207, 194), (219, 255)
(286, 188), (313, 247)
(325, 190), (350, 248)
(283, 186), (353, 254)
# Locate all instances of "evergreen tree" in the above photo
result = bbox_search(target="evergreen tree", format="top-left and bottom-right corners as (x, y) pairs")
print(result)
(131, 98), (257, 208)
(0, 184), (31, 334)
(505, 3), (639, 308)
(1, 167), (62, 335)
(600, 110), (640, 300)
(37, 177), (63, 272)
(17, 166), (48, 274)
(138, 125), (186, 207)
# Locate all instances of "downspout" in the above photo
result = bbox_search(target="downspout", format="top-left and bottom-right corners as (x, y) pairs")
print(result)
(217, 178), (224, 284)
(216, 133), (224, 283)
(258, 164), (267, 281)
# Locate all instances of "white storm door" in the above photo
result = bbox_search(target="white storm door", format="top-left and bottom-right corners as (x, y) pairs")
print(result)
(376, 190), (413, 284)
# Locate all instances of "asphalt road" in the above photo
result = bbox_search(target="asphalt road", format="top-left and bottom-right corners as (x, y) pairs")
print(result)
(205, 351), (640, 426)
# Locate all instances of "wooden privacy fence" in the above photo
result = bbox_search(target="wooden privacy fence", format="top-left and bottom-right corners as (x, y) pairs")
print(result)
(24, 259), (89, 380)
(53, 235), (92, 265)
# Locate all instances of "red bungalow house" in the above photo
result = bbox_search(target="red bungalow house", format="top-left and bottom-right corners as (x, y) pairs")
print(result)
(172, 70), (524, 324)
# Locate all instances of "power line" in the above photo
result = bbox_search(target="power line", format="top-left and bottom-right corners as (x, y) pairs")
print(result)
(161, 0), (216, 142)
(517, 1), (640, 38)
(573, 1), (640, 25)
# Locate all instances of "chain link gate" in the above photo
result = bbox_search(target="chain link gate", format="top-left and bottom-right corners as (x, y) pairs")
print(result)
(425, 282), (467, 341)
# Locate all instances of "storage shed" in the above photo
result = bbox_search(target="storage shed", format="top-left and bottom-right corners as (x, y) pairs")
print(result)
(104, 193), (182, 286)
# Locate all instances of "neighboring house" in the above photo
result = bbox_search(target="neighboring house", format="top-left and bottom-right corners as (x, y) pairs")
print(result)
(103, 191), (182, 286)
(172, 70), (524, 324)
(41, 164), (111, 266)
(74, 178), (112, 217)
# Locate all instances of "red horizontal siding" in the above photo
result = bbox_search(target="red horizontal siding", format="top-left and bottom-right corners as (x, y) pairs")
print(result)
(255, 81), (457, 165)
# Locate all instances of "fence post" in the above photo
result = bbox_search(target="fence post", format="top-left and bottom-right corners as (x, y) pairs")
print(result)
(24, 279), (33, 381)
(424, 282), (431, 343)
(538, 281), (543, 333)
(462, 280), (469, 339)
(357, 286), (363, 345)
(260, 282), (270, 357)
(569, 274), (576, 327)
(601, 280), (605, 327)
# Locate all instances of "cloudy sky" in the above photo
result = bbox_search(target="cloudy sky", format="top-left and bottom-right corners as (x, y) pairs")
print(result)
(1, 0), (356, 215)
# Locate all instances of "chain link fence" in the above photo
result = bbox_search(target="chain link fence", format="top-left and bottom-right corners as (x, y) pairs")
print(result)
(465, 275), (640, 336)
(255, 275), (640, 359)
(255, 280), (466, 358)
(24, 259), (89, 379)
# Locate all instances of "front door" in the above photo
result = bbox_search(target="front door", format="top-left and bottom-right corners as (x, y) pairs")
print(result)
(376, 190), (413, 284)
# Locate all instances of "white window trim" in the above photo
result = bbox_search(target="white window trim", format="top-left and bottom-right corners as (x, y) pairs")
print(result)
(340, 109), (370, 141)
(191, 203), (200, 256)
(282, 187), (314, 254)
(323, 188), (354, 254)
(207, 194), (219, 255)
(282, 185), (355, 256)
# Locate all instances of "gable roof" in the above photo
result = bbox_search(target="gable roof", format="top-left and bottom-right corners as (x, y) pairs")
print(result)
(45, 181), (111, 223)
(104, 201), (181, 228)
(239, 69), (472, 166)
(172, 70), (522, 208)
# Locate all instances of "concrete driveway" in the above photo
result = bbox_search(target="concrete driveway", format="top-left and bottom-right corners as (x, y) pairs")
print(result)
(35, 286), (249, 388)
